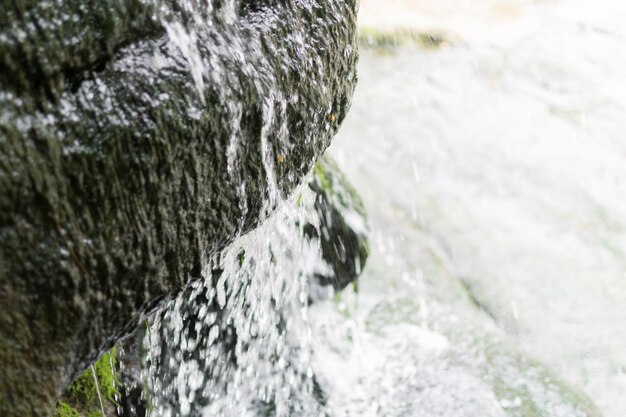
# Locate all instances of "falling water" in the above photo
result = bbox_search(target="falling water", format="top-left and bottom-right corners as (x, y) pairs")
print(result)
(136, 186), (332, 417)
(125, 6), (324, 412)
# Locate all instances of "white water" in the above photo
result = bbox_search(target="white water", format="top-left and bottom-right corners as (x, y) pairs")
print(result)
(142, 183), (343, 417)
(313, 1), (626, 416)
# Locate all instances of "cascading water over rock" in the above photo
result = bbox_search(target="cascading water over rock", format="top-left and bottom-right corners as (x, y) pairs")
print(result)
(0, 0), (359, 415)
(110, 156), (368, 417)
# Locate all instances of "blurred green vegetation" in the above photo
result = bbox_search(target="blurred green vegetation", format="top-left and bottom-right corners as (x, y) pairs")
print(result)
(359, 27), (451, 50)
(54, 348), (120, 417)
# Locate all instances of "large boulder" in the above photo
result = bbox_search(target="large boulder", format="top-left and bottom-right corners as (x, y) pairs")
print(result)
(0, 1), (359, 415)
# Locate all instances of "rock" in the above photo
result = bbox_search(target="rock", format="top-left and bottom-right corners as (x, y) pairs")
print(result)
(305, 155), (369, 299)
(0, 1), (358, 415)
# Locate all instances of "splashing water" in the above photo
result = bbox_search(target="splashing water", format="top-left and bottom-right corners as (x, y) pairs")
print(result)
(0, 0), (360, 414)
(140, 187), (333, 417)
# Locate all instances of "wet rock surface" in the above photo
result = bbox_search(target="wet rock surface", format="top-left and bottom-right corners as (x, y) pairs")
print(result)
(305, 156), (369, 299)
(0, 1), (358, 415)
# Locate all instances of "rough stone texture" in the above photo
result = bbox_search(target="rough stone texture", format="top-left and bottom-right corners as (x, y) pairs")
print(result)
(0, 1), (359, 415)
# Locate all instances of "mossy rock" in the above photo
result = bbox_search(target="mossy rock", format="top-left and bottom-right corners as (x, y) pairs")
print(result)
(306, 156), (369, 298)
(0, 0), (359, 415)
(54, 349), (120, 417)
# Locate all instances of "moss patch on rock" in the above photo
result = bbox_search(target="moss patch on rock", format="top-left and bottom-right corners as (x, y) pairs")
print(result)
(54, 349), (120, 417)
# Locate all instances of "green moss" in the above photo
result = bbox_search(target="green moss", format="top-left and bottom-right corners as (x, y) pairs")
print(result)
(313, 156), (364, 213)
(54, 348), (120, 417)
(238, 250), (246, 267)
(54, 402), (81, 417)
(313, 163), (331, 193)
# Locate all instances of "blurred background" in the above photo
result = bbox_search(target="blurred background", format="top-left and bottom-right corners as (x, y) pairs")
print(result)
(311, 1), (626, 416)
